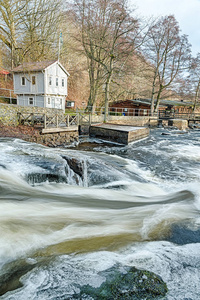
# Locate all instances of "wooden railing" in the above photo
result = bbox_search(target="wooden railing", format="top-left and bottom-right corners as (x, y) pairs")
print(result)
(17, 112), (80, 128)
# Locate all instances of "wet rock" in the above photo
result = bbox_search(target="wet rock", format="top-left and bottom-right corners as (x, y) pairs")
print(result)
(25, 173), (67, 185)
(168, 224), (200, 245)
(77, 265), (168, 299)
(62, 156), (84, 179)
(0, 259), (37, 296)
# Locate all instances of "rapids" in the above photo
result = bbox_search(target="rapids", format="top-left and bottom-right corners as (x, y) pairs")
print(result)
(0, 128), (200, 299)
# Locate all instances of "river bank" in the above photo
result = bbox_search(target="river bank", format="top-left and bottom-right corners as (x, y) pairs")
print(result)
(0, 124), (41, 142)
(0, 124), (79, 147)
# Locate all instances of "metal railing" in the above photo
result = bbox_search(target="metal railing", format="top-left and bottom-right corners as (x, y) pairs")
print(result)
(0, 88), (16, 104)
(159, 110), (200, 120)
(76, 106), (153, 117)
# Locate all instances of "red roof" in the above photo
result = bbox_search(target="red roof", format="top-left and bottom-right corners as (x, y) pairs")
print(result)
(0, 67), (9, 75)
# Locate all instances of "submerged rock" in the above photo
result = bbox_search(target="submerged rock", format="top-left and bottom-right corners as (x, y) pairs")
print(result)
(76, 265), (168, 299)
(0, 259), (37, 296)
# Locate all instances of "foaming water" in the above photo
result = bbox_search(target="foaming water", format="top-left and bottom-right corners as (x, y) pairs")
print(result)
(1, 131), (200, 299)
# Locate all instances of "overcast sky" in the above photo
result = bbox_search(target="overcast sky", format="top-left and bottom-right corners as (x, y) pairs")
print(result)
(132, 0), (200, 56)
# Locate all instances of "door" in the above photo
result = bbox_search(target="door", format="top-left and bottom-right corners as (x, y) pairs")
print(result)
(31, 75), (37, 93)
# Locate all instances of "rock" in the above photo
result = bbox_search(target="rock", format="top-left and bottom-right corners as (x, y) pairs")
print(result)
(62, 156), (84, 179)
(0, 259), (37, 296)
(77, 265), (168, 299)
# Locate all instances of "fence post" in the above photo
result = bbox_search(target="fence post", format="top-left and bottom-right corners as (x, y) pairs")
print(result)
(56, 115), (59, 128)
(44, 114), (46, 129)
(67, 114), (69, 127)
(31, 113), (34, 126)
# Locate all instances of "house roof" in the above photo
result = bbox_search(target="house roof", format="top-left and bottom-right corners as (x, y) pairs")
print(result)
(112, 98), (193, 107)
(11, 60), (70, 76)
(0, 67), (9, 75)
(11, 61), (57, 73)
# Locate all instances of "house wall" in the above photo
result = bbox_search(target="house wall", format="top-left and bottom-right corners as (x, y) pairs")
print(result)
(17, 95), (45, 107)
(110, 101), (150, 110)
(45, 62), (68, 97)
(13, 62), (68, 111)
(110, 101), (151, 116)
(14, 72), (44, 94)
(45, 96), (65, 111)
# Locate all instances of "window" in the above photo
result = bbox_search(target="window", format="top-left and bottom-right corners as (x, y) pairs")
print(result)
(60, 98), (62, 105)
(56, 78), (58, 86)
(66, 101), (75, 107)
(49, 77), (52, 85)
(21, 77), (25, 86)
(32, 76), (36, 85)
(143, 109), (148, 116)
(47, 97), (51, 105)
(29, 97), (34, 105)
(62, 78), (65, 87)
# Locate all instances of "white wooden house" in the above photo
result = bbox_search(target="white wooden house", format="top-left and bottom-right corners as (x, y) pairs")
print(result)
(12, 60), (69, 111)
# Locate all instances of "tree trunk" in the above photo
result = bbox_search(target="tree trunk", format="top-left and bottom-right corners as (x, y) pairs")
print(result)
(104, 74), (112, 122)
(154, 85), (162, 113)
(193, 80), (200, 112)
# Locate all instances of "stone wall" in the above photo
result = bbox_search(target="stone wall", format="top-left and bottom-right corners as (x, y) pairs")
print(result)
(0, 103), (63, 126)
(0, 104), (78, 147)
(29, 131), (79, 147)
(0, 123), (79, 147)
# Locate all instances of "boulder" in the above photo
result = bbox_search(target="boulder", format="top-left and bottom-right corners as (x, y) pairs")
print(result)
(78, 265), (168, 299)
(62, 156), (84, 179)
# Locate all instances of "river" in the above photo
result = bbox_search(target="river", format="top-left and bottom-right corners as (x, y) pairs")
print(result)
(0, 128), (200, 299)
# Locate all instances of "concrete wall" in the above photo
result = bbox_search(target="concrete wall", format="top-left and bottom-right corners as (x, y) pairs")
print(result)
(102, 115), (158, 127)
(0, 103), (63, 126)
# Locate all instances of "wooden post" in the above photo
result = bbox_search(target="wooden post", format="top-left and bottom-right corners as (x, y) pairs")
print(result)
(44, 114), (46, 129)
(56, 115), (59, 128)
(31, 113), (34, 126)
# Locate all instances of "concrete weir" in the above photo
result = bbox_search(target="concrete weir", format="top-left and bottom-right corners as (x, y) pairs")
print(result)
(89, 123), (149, 145)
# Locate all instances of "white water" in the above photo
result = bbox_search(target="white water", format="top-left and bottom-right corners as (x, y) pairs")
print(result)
(0, 130), (200, 299)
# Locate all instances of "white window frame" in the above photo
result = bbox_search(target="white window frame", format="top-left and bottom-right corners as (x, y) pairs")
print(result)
(47, 97), (51, 105)
(29, 97), (34, 105)
(21, 76), (26, 86)
(62, 78), (65, 87)
(49, 76), (52, 86)
(56, 77), (59, 87)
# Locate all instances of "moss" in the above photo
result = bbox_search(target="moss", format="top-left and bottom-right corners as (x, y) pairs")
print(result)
(78, 265), (168, 300)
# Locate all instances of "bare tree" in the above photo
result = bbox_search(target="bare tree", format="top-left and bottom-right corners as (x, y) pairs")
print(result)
(0, 0), (62, 68)
(188, 53), (200, 111)
(72, 0), (145, 119)
(143, 15), (191, 115)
